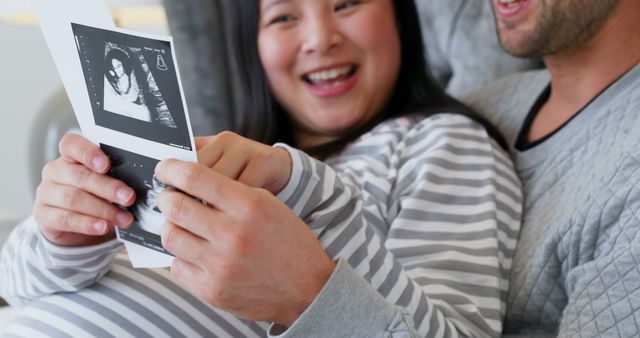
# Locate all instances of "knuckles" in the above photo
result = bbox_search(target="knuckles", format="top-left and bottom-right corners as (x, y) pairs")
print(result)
(32, 204), (47, 227)
(41, 160), (59, 181)
(236, 189), (270, 221)
(199, 266), (234, 307)
(62, 187), (83, 207)
(57, 209), (73, 229)
(181, 164), (206, 188)
(225, 228), (252, 258)
(243, 190), (264, 212)
(162, 223), (180, 253)
(216, 131), (239, 143)
(161, 193), (188, 222)
(72, 165), (92, 188)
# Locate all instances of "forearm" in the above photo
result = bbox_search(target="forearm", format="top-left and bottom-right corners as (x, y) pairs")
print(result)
(276, 145), (518, 337)
(0, 216), (122, 305)
(269, 259), (419, 337)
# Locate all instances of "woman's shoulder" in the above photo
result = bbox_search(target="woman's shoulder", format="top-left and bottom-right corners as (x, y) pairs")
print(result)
(376, 112), (490, 142)
(342, 112), (499, 160)
(371, 112), (510, 163)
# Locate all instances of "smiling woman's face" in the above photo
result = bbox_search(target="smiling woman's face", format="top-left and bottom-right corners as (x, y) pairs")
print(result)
(258, 0), (401, 148)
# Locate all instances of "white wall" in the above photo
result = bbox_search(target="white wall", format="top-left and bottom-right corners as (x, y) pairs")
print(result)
(0, 23), (61, 219)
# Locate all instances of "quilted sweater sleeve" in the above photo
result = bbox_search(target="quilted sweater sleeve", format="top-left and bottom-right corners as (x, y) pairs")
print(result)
(557, 136), (640, 337)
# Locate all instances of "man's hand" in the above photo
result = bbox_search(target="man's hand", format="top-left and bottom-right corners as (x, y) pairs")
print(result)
(155, 159), (335, 325)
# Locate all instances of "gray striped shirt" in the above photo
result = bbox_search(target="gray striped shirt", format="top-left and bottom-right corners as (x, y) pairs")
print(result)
(1, 113), (521, 337)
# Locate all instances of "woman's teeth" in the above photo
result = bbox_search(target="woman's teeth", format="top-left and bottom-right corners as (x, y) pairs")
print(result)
(498, 0), (522, 8)
(306, 66), (354, 83)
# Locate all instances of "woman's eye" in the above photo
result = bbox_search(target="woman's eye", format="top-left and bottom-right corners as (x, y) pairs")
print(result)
(335, 0), (360, 11)
(270, 15), (296, 25)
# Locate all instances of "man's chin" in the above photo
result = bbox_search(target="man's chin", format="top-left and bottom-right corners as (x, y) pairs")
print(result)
(497, 31), (544, 58)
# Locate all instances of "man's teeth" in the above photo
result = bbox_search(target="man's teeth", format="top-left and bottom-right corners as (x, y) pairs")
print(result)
(307, 66), (353, 82)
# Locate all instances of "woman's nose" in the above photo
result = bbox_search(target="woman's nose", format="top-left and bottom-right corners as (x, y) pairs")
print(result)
(301, 17), (343, 55)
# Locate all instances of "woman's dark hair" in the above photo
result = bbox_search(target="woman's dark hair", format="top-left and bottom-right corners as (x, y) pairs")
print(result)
(226, 0), (506, 157)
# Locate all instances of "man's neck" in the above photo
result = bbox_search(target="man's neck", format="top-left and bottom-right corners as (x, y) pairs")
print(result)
(527, 1), (640, 142)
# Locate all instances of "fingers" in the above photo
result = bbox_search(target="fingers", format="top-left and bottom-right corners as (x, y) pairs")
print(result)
(157, 189), (222, 240)
(155, 160), (249, 213)
(197, 133), (238, 167)
(170, 258), (205, 291)
(58, 134), (110, 173)
(195, 131), (291, 192)
(237, 157), (287, 193)
(197, 141), (224, 168)
(195, 136), (216, 151)
(196, 132), (248, 170)
(161, 221), (208, 263)
(37, 181), (134, 228)
(219, 146), (292, 194)
(35, 204), (117, 237)
(42, 160), (136, 207)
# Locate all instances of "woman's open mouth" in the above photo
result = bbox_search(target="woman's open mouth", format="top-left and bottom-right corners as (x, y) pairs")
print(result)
(303, 65), (358, 98)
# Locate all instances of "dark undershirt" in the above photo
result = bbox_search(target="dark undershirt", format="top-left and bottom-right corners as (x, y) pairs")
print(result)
(515, 85), (553, 151)
(515, 74), (623, 151)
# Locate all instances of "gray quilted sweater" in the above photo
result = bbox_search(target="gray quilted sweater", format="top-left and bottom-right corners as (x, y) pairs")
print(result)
(464, 63), (640, 337)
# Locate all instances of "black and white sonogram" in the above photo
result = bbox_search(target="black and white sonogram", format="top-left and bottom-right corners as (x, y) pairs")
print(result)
(73, 23), (191, 150)
(100, 143), (172, 256)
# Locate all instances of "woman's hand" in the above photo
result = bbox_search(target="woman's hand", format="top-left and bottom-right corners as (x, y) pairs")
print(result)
(34, 134), (136, 246)
(155, 159), (336, 325)
(195, 132), (292, 195)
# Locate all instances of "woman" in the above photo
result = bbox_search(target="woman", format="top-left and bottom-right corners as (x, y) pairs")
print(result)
(0, 0), (521, 336)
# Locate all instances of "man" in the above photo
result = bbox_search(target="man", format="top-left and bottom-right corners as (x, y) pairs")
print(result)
(464, 0), (640, 336)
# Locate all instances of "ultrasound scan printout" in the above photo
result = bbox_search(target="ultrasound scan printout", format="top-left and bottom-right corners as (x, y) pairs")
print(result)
(32, 0), (197, 268)
(73, 23), (192, 150)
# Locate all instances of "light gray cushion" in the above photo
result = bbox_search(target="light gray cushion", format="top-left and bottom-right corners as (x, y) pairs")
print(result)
(416, 0), (543, 97)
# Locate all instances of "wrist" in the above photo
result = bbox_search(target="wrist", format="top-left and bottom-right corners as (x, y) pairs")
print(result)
(281, 256), (336, 326)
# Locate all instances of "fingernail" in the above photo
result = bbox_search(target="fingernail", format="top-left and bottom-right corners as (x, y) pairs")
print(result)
(93, 220), (107, 234)
(117, 211), (133, 226)
(154, 161), (164, 175)
(92, 156), (107, 171)
(117, 187), (134, 203)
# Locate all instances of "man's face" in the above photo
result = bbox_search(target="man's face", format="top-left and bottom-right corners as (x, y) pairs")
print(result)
(491, 0), (620, 57)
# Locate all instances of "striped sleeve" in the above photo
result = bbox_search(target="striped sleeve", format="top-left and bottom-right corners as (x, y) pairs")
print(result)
(0, 216), (123, 305)
(274, 114), (522, 337)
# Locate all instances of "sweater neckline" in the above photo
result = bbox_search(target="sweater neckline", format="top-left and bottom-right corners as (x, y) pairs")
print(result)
(514, 61), (640, 169)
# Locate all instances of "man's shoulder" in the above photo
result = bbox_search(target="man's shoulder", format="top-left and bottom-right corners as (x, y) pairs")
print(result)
(461, 69), (550, 139)
(463, 69), (550, 110)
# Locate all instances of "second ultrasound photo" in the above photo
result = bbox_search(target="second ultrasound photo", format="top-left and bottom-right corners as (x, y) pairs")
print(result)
(101, 143), (172, 256)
